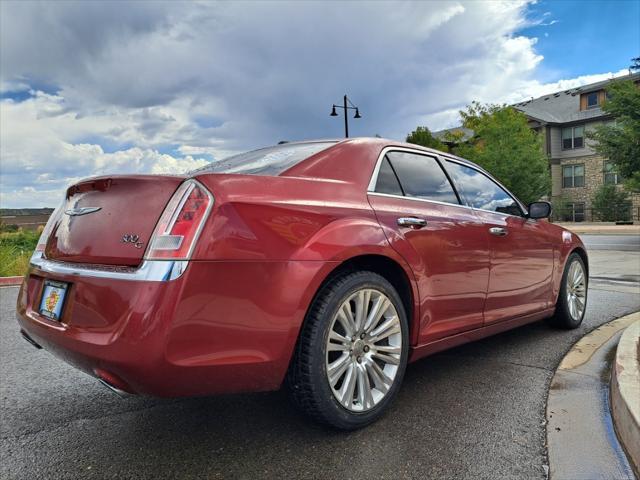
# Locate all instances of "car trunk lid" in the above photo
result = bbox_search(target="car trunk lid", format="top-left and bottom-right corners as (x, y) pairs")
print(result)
(45, 175), (185, 266)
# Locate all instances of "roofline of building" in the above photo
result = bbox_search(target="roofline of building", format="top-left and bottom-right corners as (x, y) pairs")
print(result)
(513, 71), (639, 107)
(521, 111), (614, 126)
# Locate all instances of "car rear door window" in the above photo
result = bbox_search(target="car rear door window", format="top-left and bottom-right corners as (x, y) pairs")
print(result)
(385, 152), (459, 205)
(445, 161), (523, 216)
(374, 156), (404, 196)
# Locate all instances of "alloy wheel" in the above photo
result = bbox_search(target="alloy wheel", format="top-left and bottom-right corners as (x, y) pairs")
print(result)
(566, 260), (586, 321)
(325, 288), (402, 412)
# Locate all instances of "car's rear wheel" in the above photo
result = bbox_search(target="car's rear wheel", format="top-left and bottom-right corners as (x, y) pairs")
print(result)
(548, 252), (587, 329)
(287, 271), (409, 430)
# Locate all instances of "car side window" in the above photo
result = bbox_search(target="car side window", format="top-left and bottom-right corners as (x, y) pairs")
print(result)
(374, 156), (404, 196)
(445, 161), (523, 216)
(385, 152), (459, 205)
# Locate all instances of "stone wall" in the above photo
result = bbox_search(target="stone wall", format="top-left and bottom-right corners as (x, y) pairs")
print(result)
(551, 154), (640, 221)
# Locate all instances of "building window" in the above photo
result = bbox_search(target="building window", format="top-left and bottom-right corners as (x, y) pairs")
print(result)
(604, 161), (621, 185)
(562, 203), (585, 222)
(586, 92), (599, 109)
(562, 164), (585, 188)
(562, 126), (584, 149)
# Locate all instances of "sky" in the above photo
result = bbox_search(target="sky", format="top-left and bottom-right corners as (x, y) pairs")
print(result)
(1, 0), (638, 208)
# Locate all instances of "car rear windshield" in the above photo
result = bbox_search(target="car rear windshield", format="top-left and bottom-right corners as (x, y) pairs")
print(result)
(190, 142), (336, 176)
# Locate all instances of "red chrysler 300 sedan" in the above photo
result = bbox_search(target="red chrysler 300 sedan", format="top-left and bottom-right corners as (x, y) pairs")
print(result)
(17, 138), (588, 429)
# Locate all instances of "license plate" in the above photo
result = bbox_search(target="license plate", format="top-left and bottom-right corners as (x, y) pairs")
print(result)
(39, 280), (69, 321)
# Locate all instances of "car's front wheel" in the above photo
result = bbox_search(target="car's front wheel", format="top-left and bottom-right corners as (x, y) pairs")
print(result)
(548, 252), (588, 329)
(287, 271), (409, 430)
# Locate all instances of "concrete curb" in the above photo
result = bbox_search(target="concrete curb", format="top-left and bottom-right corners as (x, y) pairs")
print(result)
(0, 276), (23, 286)
(611, 316), (640, 476)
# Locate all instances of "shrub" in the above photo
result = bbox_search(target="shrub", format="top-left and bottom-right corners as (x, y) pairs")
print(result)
(0, 229), (39, 277)
(550, 195), (572, 222)
(591, 185), (632, 221)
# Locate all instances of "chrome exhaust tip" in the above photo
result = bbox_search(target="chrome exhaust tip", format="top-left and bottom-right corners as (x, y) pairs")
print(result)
(98, 378), (130, 398)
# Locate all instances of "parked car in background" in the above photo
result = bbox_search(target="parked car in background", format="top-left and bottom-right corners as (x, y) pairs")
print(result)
(16, 138), (588, 429)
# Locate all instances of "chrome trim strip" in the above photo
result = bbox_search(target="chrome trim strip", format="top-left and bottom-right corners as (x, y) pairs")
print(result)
(470, 206), (528, 219)
(29, 252), (188, 282)
(367, 192), (475, 211)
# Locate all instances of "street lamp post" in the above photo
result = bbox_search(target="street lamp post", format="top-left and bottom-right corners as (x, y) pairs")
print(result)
(330, 94), (361, 138)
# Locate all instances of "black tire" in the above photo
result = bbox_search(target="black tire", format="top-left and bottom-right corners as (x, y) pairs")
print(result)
(548, 252), (588, 329)
(286, 270), (409, 430)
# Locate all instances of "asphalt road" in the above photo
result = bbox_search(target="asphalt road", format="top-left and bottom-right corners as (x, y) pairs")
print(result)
(579, 234), (640, 252)
(1, 237), (639, 480)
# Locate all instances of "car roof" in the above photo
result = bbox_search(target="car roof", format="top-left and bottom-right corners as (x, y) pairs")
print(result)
(311, 137), (486, 173)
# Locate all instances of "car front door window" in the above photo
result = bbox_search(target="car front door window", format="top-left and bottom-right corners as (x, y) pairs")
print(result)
(444, 161), (522, 216)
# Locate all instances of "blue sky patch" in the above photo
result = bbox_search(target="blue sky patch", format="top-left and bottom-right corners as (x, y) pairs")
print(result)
(520, 0), (639, 80)
(0, 89), (34, 102)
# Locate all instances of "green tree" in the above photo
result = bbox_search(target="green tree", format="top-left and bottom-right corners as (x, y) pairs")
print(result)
(454, 102), (550, 205)
(406, 126), (446, 151)
(588, 79), (640, 192)
(592, 184), (632, 221)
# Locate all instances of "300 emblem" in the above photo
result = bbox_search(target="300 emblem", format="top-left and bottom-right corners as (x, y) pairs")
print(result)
(121, 234), (144, 249)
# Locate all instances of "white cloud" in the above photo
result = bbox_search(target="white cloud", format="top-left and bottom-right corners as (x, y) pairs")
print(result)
(0, 92), (207, 207)
(0, 1), (629, 208)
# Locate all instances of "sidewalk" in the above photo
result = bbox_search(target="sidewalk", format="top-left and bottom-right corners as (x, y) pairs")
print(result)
(553, 222), (640, 235)
(547, 314), (639, 479)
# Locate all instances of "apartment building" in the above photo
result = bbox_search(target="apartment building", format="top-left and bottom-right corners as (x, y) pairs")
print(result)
(514, 72), (640, 221)
(434, 73), (639, 221)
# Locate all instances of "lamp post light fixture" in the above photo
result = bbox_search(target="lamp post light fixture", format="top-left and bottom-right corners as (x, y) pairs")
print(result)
(330, 94), (361, 138)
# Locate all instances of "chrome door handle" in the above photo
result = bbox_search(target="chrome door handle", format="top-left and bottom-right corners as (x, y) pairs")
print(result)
(489, 227), (508, 236)
(397, 217), (427, 228)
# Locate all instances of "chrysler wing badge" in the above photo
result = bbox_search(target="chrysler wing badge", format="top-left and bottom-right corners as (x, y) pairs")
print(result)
(64, 207), (102, 216)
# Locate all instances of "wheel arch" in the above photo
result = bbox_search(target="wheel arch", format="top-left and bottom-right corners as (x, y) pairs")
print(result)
(570, 246), (589, 277)
(295, 253), (420, 359)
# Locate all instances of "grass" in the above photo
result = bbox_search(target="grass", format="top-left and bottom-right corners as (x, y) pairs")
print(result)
(0, 229), (40, 277)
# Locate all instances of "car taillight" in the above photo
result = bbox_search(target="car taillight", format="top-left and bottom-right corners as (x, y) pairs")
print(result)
(35, 202), (64, 254)
(146, 179), (213, 260)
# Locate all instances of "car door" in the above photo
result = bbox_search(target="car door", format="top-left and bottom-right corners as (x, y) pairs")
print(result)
(367, 149), (490, 344)
(444, 160), (554, 324)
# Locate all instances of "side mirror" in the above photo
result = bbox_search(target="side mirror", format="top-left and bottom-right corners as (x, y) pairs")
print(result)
(528, 201), (552, 219)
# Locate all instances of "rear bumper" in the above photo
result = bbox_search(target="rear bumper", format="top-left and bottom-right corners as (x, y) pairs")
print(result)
(29, 251), (189, 282)
(16, 256), (336, 396)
